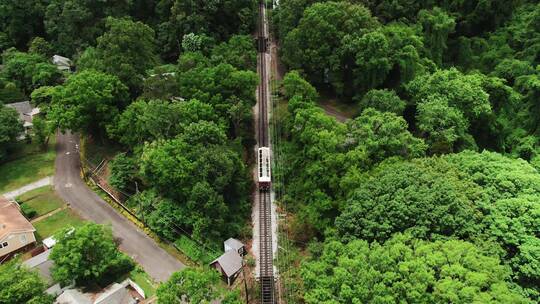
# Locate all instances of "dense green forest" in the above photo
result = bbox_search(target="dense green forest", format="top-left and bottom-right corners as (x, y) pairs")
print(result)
(272, 0), (540, 303)
(2, 0), (540, 303)
(0, 0), (259, 247)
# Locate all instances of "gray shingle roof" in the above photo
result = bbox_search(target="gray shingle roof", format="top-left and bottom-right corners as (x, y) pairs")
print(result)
(55, 289), (92, 304)
(211, 250), (243, 278)
(94, 282), (135, 304)
(224, 238), (244, 251)
(5, 101), (32, 122)
(23, 250), (54, 284)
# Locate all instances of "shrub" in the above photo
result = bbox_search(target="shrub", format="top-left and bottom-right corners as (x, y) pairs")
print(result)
(21, 204), (37, 219)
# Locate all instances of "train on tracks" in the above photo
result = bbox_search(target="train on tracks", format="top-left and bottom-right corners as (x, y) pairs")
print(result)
(258, 147), (271, 191)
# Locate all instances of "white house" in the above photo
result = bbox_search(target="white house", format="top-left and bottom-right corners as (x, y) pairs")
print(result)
(51, 55), (72, 72)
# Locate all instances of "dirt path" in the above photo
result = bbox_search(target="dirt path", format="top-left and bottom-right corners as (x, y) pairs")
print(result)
(318, 103), (350, 122)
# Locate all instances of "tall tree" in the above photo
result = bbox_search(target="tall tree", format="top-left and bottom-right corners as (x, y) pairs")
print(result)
(156, 0), (257, 60)
(418, 7), (456, 65)
(109, 99), (216, 148)
(337, 157), (482, 242)
(50, 223), (134, 287)
(157, 268), (242, 304)
(0, 0), (47, 50)
(78, 17), (159, 96)
(140, 125), (249, 241)
(302, 235), (528, 304)
(282, 2), (379, 90)
(407, 68), (492, 150)
(358, 89), (406, 114)
(44, 0), (131, 56)
(211, 35), (257, 71)
(345, 108), (426, 168)
(1, 50), (61, 95)
(0, 260), (53, 304)
(48, 70), (129, 136)
(416, 96), (470, 154)
(0, 104), (23, 161)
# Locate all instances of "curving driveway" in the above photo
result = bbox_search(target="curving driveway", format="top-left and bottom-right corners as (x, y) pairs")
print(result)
(54, 131), (184, 282)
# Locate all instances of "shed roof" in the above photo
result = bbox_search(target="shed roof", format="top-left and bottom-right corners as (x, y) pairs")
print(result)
(224, 238), (244, 251)
(52, 55), (72, 66)
(211, 250), (243, 278)
(0, 196), (35, 240)
(5, 101), (32, 122)
(55, 289), (92, 304)
(23, 250), (54, 284)
(95, 281), (135, 304)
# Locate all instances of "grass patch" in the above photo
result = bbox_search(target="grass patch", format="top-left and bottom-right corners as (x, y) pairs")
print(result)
(0, 137), (56, 193)
(33, 208), (86, 240)
(174, 236), (220, 264)
(16, 186), (64, 217)
(129, 268), (157, 298)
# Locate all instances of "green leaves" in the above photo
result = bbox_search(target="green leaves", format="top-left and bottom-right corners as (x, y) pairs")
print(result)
(302, 235), (528, 304)
(358, 89), (406, 115)
(78, 17), (159, 96)
(0, 104), (23, 161)
(156, 0), (257, 60)
(418, 7), (455, 65)
(157, 268), (242, 304)
(0, 260), (52, 304)
(48, 69), (128, 135)
(139, 124), (247, 242)
(336, 157), (483, 242)
(1, 50), (61, 95)
(50, 223), (134, 287)
(416, 96), (469, 154)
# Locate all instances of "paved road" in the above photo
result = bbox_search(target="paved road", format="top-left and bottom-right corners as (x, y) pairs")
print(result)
(3, 176), (53, 199)
(54, 131), (184, 282)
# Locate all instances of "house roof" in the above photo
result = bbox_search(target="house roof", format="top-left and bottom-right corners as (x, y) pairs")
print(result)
(94, 281), (136, 304)
(23, 250), (54, 284)
(55, 289), (92, 304)
(5, 101), (32, 122)
(52, 55), (72, 67)
(211, 250), (243, 278)
(0, 196), (35, 240)
(224, 238), (244, 251)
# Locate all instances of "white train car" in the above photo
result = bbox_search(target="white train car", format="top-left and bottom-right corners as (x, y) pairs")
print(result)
(258, 147), (271, 190)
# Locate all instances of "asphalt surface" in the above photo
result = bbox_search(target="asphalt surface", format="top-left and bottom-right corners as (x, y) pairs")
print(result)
(54, 131), (184, 282)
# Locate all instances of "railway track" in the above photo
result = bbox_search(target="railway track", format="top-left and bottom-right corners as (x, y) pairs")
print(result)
(257, 0), (276, 303)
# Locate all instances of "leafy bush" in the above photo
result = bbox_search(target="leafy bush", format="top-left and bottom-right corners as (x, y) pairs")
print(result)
(21, 203), (37, 219)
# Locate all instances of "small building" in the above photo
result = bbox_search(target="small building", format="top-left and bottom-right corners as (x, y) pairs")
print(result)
(52, 55), (72, 72)
(55, 279), (145, 304)
(0, 196), (36, 259)
(23, 249), (54, 284)
(56, 289), (92, 304)
(43, 236), (57, 249)
(5, 101), (40, 136)
(224, 238), (246, 256)
(210, 250), (243, 286)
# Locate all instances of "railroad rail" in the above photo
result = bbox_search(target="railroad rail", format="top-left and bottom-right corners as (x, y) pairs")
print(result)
(257, 0), (276, 303)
